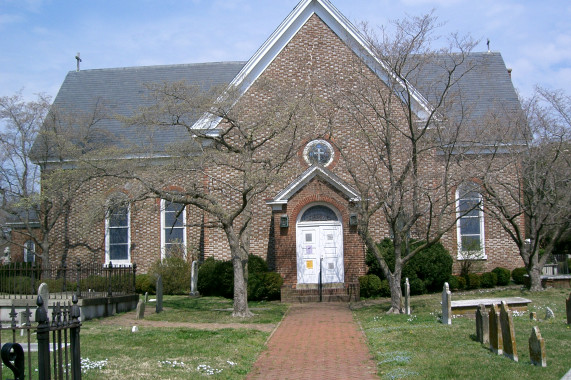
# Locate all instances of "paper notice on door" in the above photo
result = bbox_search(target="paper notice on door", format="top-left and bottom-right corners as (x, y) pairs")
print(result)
(306, 260), (313, 269)
(306, 246), (312, 255)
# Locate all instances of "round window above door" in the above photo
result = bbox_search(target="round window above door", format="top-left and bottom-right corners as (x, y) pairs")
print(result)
(303, 140), (334, 167)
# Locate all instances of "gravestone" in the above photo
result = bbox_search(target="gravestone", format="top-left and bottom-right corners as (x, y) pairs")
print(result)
(529, 311), (537, 321)
(500, 301), (518, 362)
(476, 304), (489, 345)
(190, 260), (200, 296)
(442, 282), (451, 325)
(135, 300), (145, 320)
(132, 325), (139, 333)
(545, 307), (554, 320)
(404, 278), (411, 315)
(529, 326), (546, 367)
(144, 292), (149, 303)
(156, 275), (163, 313)
(566, 292), (571, 325)
(489, 304), (503, 355)
(37, 283), (49, 316)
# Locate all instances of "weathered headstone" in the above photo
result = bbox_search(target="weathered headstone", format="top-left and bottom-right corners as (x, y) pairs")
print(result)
(529, 326), (546, 367)
(131, 325), (139, 333)
(37, 282), (49, 316)
(566, 292), (571, 325)
(190, 260), (200, 296)
(489, 303), (503, 355)
(545, 307), (555, 320)
(156, 275), (163, 314)
(442, 282), (451, 325)
(500, 301), (518, 362)
(476, 304), (489, 345)
(135, 300), (145, 320)
(529, 311), (537, 321)
(404, 278), (411, 315)
(144, 292), (149, 303)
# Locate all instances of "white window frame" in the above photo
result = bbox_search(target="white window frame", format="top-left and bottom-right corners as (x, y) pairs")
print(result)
(160, 199), (187, 260)
(456, 185), (486, 260)
(105, 204), (131, 265)
(24, 240), (35, 263)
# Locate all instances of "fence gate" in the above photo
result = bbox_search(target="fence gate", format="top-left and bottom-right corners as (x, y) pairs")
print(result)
(0, 295), (82, 380)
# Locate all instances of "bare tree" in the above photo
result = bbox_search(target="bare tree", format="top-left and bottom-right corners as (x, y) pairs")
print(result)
(104, 80), (312, 317)
(325, 13), (492, 312)
(0, 92), (107, 268)
(480, 87), (571, 291)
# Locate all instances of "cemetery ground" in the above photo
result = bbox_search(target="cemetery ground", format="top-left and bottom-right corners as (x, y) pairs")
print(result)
(353, 286), (571, 379)
(48, 287), (569, 379)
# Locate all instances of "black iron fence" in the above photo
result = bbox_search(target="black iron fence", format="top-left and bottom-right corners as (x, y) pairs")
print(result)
(0, 261), (137, 299)
(1, 295), (81, 379)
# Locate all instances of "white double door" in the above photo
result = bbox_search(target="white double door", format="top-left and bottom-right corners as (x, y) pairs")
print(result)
(297, 223), (344, 284)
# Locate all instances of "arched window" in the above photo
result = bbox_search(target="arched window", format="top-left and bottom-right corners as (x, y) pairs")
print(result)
(300, 205), (338, 222)
(24, 240), (35, 263)
(161, 200), (186, 259)
(105, 200), (130, 264)
(456, 183), (486, 259)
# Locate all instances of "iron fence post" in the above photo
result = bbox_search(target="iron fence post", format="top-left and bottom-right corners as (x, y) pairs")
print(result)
(70, 294), (82, 380)
(62, 263), (68, 293)
(35, 295), (51, 380)
(107, 262), (113, 298)
(132, 263), (137, 293)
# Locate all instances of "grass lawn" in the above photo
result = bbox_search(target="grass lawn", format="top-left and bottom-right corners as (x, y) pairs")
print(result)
(353, 287), (571, 379)
(77, 297), (287, 379)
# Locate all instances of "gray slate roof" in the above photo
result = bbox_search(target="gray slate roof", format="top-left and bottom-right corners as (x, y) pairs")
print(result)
(36, 52), (520, 159)
(35, 62), (246, 158)
(407, 52), (520, 130)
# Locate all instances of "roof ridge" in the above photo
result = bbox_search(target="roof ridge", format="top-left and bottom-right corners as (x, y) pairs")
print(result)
(67, 61), (248, 74)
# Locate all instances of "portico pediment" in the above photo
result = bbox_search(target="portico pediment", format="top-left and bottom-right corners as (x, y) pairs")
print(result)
(266, 165), (360, 210)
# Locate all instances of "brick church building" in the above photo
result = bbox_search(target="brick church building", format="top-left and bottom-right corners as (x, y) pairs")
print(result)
(36, 0), (524, 300)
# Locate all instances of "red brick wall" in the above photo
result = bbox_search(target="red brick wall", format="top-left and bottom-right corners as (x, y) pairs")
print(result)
(45, 13), (525, 280)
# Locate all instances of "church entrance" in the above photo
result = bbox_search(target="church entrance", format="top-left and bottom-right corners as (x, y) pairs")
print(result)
(296, 204), (344, 285)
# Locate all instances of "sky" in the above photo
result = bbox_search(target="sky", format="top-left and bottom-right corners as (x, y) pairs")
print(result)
(1, 0), (570, 102)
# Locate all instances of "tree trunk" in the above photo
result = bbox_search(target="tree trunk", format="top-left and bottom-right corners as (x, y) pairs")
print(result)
(232, 255), (253, 317)
(527, 264), (543, 291)
(387, 273), (403, 314)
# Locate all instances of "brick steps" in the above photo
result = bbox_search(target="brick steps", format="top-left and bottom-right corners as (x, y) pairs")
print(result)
(280, 283), (359, 303)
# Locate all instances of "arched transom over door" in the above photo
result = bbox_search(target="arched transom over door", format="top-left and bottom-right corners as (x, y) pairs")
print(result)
(296, 204), (344, 285)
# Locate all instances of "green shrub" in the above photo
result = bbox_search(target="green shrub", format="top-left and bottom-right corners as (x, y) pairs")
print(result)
(480, 272), (498, 288)
(136, 274), (155, 295)
(248, 272), (283, 301)
(151, 255), (191, 295)
(465, 273), (481, 289)
(409, 277), (426, 295)
(366, 239), (452, 295)
(379, 279), (391, 297)
(359, 274), (383, 298)
(491, 267), (511, 286)
(197, 257), (233, 298)
(43, 278), (65, 292)
(511, 267), (528, 285)
(248, 254), (269, 274)
(448, 276), (464, 291)
(198, 255), (281, 300)
(80, 275), (107, 292)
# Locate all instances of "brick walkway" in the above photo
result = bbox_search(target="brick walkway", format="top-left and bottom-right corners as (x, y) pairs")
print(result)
(247, 303), (378, 379)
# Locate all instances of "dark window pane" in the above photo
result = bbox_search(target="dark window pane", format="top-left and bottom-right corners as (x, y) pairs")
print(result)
(460, 218), (480, 235)
(461, 236), (481, 252)
(165, 212), (183, 228)
(109, 207), (128, 226)
(301, 206), (338, 222)
(110, 245), (128, 261)
(110, 227), (128, 244)
(165, 228), (184, 244)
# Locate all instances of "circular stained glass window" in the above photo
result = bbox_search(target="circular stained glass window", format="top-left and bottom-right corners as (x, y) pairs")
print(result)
(303, 139), (334, 166)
